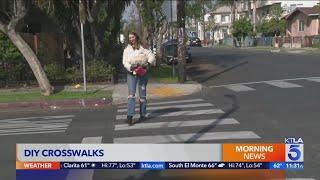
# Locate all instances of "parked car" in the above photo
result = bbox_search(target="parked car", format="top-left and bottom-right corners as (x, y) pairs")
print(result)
(161, 40), (192, 65)
(189, 37), (201, 47)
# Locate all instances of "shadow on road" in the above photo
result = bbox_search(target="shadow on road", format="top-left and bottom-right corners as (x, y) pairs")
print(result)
(185, 94), (239, 143)
(187, 47), (249, 83)
(138, 108), (183, 123)
(111, 94), (239, 180)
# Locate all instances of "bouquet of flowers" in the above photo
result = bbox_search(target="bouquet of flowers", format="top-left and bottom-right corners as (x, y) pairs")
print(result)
(130, 54), (149, 76)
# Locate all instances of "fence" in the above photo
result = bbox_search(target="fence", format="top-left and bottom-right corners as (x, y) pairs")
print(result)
(275, 36), (318, 48)
(223, 36), (320, 48)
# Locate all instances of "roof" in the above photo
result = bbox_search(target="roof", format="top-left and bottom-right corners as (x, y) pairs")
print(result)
(285, 7), (320, 20)
(209, 6), (231, 14)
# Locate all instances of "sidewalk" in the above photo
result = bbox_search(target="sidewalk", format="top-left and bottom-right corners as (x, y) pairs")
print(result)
(0, 82), (203, 111)
(112, 83), (203, 105)
(214, 46), (320, 55)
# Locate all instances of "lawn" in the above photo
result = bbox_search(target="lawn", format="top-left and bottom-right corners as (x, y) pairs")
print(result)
(0, 90), (112, 103)
(149, 64), (178, 83)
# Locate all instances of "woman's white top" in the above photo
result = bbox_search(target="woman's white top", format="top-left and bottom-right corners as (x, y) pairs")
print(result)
(122, 44), (156, 72)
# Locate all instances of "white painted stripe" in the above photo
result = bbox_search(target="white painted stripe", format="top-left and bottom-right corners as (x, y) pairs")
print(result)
(42, 115), (75, 119)
(114, 131), (260, 143)
(0, 123), (70, 129)
(65, 137), (103, 180)
(0, 119), (73, 124)
(117, 103), (214, 113)
(265, 81), (302, 88)
(0, 130), (66, 136)
(81, 136), (103, 144)
(0, 127), (67, 133)
(306, 77), (320, 83)
(0, 115), (74, 121)
(117, 99), (204, 108)
(225, 84), (255, 92)
(115, 118), (239, 131)
(116, 109), (224, 120)
(0, 119), (72, 124)
(209, 76), (320, 88)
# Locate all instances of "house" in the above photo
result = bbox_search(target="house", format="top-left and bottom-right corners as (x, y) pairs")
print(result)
(285, 7), (320, 37)
(209, 6), (232, 43)
(197, 0), (319, 43)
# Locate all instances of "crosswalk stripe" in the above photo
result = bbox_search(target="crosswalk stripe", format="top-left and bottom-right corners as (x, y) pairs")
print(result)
(225, 84), (255, 92)
(265, 81), (302, 88)
(116, 109), (224, 120)
(0, 123), (70, 129)
(0, 115), (75, 121)
(0, 119), (72, 125)
(306, 77), (320, 83)
(0, 127), (68, 133)
(117, 99), (204, 108)
(81, 136), (103, 144)
(115, 118), (239, 131)
(209, 76), (320, 88)
(114, 131), (260, 143)
(0, 130), (66, 136)
(117, 103), (214, 113)
(42, 115), (75, 119)
(65, 137), (103, 180)
(0, 118), (72, 125)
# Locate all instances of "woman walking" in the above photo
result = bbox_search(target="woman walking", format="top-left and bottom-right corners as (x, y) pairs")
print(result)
(122, 32), (155, 125)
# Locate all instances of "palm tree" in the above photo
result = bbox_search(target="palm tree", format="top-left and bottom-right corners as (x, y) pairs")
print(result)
(177, 0), (186, 83)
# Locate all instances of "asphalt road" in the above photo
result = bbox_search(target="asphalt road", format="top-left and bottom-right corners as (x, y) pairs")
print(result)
(1, 47), (320, 180)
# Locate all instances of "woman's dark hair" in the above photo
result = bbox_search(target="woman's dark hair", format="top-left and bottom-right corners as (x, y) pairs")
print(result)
(129, 32), (140, 42)
(129, 32), (142, 48)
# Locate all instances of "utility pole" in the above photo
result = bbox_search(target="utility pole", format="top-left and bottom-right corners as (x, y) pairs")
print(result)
(170, 0), (173, 40)
(79, 0), (87, 94)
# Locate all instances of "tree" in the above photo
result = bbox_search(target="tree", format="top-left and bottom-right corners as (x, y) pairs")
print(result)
(134, 0), (165, 48)
(252, 0), (257, 32)
(133, 0), (166, 66)
(177, 0), (186, 83)
(36, 0), (130, 57)
(257, 18), (286, 37)
(0, 0), (53, 95)
(155, 21), (167, 66)
(36, 0), (130, 83)
(185, 0), (214, 44)
(232, 17), (253, 47)
(205, 15), (216, 45)
(257, 4), (286, 37)
(186, 1), (202, 37)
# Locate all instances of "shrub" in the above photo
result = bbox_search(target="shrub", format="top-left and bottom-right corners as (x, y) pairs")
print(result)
(44, 63), (65, 80)
(65, 66), (82, 83)
(87, 59), (114, 82)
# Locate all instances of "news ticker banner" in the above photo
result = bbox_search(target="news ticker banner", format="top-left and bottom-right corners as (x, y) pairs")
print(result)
(16, 138), (303, 171)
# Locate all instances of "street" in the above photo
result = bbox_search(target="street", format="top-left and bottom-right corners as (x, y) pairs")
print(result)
(2, 47), (320, 179)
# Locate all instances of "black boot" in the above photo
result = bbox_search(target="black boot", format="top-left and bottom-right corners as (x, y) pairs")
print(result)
(139, 116), (147, 122)
(127, 115), (133, 126)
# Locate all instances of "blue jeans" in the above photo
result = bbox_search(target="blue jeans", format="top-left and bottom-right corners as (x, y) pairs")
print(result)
(127, 72), (148, 117)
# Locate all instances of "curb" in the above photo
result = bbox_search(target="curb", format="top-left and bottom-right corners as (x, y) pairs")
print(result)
(0, 98), (112, 112)
(112, 83), (203, 105)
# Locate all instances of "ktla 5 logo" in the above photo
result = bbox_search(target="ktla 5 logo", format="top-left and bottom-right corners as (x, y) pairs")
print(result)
(285, 138), (304, 162)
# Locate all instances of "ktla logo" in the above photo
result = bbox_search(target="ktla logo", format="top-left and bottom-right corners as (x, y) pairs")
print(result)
(285, 137), (304, 162)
